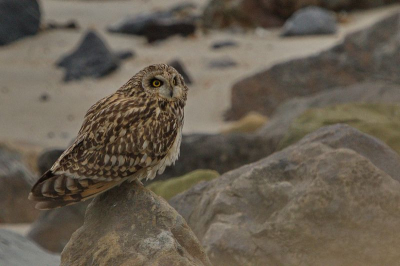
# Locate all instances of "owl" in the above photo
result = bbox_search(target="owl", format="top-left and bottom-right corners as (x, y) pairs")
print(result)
(29, 64), (188, 209)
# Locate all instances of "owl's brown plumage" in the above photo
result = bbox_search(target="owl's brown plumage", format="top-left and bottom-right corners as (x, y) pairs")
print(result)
(29, 64), (188, 209)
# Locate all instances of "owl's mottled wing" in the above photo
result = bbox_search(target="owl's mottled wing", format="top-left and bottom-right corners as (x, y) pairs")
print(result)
(29, 93), (179, 209)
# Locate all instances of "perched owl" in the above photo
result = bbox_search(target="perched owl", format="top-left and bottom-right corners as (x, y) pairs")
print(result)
(29, 64), (188, 209)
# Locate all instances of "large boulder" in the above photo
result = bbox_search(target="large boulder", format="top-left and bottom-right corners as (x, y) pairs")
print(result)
(0, 144), (39, 223)
(57, 30), (133, 81)
(279, 103), (400, 151)
(259, 82), (400, 151)
(170, 124), (400, 265)
(0, 0), (41, 46)
(203, 0), (398, 29)
(61, 181), (211, 266)
(225, 12), (400, 120)
(0, 229), (60, 266)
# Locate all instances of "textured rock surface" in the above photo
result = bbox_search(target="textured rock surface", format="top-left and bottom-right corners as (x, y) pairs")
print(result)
(61, 181), (211, 266)
(27, 202), (89, 253)
(259, 82), (400, 152)
(171, 124), (400, 265)
(0, 229), (60, 266)
(0, 145), (39, 223)
(147, 170), (219, 200)
(203, 0), (398, 29)
(226, 13), (400, 120)
(281, 6), (337, 36)
(57, 31), (131, 81)
(279, 103), (400, 151)
(0, 0), (41, 45)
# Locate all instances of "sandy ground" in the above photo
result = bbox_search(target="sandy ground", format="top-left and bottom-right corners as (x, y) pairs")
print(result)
(0, 1), (399, 150)
(0, 223), (31, 236)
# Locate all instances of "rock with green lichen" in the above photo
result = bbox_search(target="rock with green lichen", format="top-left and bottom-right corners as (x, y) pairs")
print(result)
(279, 103), (400, 152)
(147, 169), (219, 200)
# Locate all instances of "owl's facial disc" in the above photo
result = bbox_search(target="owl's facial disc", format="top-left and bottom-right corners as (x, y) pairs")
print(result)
(153, 74), (183, 101)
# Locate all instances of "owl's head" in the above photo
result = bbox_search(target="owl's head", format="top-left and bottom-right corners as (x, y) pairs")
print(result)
(122, 64), (188, 103)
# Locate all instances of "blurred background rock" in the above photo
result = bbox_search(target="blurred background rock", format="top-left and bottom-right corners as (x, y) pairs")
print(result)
(1, 0), (400, 265)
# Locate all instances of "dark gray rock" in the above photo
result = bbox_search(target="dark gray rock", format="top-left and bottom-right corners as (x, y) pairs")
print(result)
(211, 40), (238, 49)
(170, 124), (400, 265)
(61, 181), (211, 265)
(28, 202), (89, 253)
(226, 12), (400, 120)
(115, 50), (135, 60)
(39, 93), (50, 102)
(144, 18), (196, 43)
(56, 30), (133, 81)
(108, 6), (197, 43)
(208, 57), (237, 68)
(0, 0), (41, 46)
(0, 229), (60, 266)
(281, 6), (337, 36)
(168, 59), (193, 84)
(0, 144), (39, 223)
(108, 14), (160, 35)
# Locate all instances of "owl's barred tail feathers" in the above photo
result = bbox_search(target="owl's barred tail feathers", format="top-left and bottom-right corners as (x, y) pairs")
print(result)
(28, 171), (122, 210)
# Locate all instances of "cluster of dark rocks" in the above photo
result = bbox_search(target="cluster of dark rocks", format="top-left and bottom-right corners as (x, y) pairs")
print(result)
(0, 0), (198, 82)
(3, 0), (395, 83)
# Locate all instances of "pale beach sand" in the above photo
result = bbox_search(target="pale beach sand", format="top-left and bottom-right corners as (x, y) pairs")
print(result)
(0, 1), (399, 149)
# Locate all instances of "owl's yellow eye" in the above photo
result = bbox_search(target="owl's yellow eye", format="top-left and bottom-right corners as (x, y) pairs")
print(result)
(152, 79), (162, 87)
(172, 77), (177, 86)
